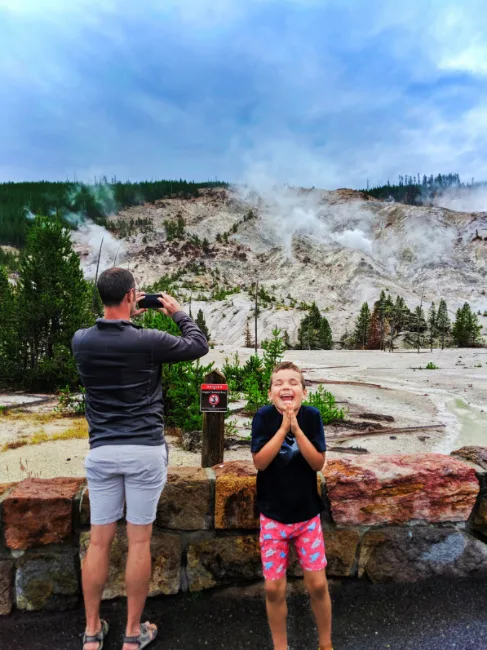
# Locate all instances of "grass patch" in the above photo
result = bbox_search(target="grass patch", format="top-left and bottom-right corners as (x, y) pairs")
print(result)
(1, 419), (88, 452)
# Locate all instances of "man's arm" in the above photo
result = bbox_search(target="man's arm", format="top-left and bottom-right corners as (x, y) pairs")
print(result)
(150, 293), (209, 363)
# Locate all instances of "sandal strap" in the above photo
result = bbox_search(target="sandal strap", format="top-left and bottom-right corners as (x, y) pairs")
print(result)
(83, 620), (109, 645)
(123, 636), (141, 645)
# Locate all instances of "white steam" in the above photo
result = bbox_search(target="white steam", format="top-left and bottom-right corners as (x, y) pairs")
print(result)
(237, 182), (460, 273)
(70, 219), (125, 279)
(434, 186), (487, 213)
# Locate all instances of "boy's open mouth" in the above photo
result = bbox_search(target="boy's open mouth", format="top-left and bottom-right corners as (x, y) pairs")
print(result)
(280, 394), (295, 402)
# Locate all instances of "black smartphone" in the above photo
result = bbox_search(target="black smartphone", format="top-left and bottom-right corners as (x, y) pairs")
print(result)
(138, 294), (163, 310)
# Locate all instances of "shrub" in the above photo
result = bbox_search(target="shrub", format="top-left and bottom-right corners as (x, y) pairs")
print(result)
(303, 385), (345, 424)
(425, 362), (439, 370)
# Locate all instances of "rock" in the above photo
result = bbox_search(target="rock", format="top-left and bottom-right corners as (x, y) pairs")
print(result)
(156, 467), (214, 530)
(214, 461), (259, 530)
(324, 527), (361, 577)
(15, 550), (79, 611)
(79, 528), (181, 599)
(358, 526), (487, 583)
(186, 535), (261, 591)
(324, 454), (479, 526)
(0, 560), (14, 615)
(79, 486), (90, 526)
(2, 478), (84, 550)
(451, 446), (487, 470)
(180, 430), (202, 452)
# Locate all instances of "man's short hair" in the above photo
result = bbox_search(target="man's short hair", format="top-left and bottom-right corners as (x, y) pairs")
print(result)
(270, 361), (306, 389)
(97, 267), (135, 307)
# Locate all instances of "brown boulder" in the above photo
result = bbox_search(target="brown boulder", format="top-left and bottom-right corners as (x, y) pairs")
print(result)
(0, 560), (14, 615)
(15, 550), (79, 611)
(324, 527), (361, 577)
(358, 526), (487, 583)
(186, 535), (261, 591)
(324, 454), (479, 526)
(451, 446), (487, 470)
(214, 461), (259, 530)
(3, 478), (84, 550)
(156, 467), (214, 530)
(79, 528), (181, 599)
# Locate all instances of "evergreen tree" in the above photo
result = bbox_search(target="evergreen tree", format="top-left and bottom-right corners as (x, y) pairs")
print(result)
(318, 316), (333, 350)
(436, 299), (451, 350)
(195, 308), (211, 342)
(297, 302), (322, 349)
(452, 302), (482, 347)
(15, 215), (92, 390)
(387, 296), (408, 352)
(367, 307), (382, 350)
(244, 320), (253, 348)
(0, 266), (17, 381)
(375, 291), (388, 351)
(413, 302), (426, 352)
(428, 302), (437, 352)
(354, 302), (371, 350)
(282, 329), (291, 350)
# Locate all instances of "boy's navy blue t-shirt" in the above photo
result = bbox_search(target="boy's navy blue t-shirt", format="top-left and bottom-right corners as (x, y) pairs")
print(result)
(251, 404), (326, 524)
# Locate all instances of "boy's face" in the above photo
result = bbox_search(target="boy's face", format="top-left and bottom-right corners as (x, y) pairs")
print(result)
(268, 368), (307, 413)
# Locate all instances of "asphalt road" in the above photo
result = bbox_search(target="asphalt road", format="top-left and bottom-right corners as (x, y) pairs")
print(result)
(0, 578), (486, 650)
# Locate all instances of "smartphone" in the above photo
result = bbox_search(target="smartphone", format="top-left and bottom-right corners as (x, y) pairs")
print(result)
(138, 294), (163, 310)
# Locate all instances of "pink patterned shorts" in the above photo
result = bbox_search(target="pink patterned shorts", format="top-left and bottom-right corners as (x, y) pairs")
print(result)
(259, 513), (327, 581)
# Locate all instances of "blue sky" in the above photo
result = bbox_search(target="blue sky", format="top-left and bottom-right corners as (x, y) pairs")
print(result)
(2, 0), (487, 188)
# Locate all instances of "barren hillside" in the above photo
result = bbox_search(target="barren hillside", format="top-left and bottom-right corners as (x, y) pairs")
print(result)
(73, 186), (487, 346)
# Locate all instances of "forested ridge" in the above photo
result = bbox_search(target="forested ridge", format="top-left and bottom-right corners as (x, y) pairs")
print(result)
(0, 178), (228, 246)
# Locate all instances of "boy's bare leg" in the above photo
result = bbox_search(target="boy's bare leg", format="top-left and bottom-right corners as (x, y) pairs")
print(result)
(265, 578), (288, 650)
(304, 570), (332, 650)
(82, 522), (117, 650)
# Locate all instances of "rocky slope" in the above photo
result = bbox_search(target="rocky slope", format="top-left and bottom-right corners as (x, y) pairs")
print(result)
(73, 186), (487, 346)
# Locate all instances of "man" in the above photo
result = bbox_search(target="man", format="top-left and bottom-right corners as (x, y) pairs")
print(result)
(72, 267), (209, 650)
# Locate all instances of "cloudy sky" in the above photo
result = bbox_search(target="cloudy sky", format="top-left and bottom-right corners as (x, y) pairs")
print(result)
(2, 0), (487, 188)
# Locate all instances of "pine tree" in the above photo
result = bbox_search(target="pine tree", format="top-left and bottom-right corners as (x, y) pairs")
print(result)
(387, 296), (408, 352)
(297, 302), (322, 349)
(195, 309), (211, 342)
(318, 316), (333, 350)
(244, 320), (253, 348)
(367, 308), (382, 350)
(375, 291), (388, 351)
(282, 329), (291, 350)
(354, 302), (371, 350)
(436, 299), (451, 350)
(0, 266), (17, 382)
(15, 215), (92, 390)
(452, 303), (482, 347)
(428, 302), (437, 352)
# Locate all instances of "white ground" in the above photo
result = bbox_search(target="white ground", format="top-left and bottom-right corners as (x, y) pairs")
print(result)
(0, 348), (485, 482)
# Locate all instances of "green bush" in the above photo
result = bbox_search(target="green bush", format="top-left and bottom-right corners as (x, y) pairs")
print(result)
(303, 385), (344, 424)
(425, 362), (439, 370)
(55, 385), (86, 415)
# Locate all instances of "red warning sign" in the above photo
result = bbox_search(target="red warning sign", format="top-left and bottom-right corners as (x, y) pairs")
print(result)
(200, 383), (228, 412)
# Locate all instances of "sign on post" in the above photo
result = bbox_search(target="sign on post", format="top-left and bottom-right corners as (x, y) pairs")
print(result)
(200, 383), (228, 413)
(201, 370), (227, 467)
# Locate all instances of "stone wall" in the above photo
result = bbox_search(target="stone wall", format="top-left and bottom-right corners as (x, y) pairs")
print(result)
(1, 449), (487, 616)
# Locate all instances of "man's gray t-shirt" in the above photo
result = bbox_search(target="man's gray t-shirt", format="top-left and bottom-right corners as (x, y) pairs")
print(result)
(72, 312), (209, 449)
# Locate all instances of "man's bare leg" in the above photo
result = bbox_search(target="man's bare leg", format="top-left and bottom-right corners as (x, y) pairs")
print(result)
(265, 578), (288, 650)
(82, 522), (117, 650)
(304, 570), (333, 650)
(123, 522), (157, 650)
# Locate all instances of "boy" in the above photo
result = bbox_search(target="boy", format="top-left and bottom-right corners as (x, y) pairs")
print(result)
(251, 361), (333, 650)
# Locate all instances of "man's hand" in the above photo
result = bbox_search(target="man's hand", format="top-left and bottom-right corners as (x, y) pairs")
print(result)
(133, 291), (148, 318)
(157, 293), (184, 318)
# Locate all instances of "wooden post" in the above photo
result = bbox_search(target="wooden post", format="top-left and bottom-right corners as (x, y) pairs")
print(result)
(201, 369), (226, 467)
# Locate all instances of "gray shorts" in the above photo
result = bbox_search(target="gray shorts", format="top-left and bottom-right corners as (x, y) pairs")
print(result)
(85, 444), (168, 526)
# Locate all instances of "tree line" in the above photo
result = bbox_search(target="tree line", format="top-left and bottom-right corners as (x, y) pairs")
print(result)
(363, 172), (486, 206)
(351, 290), (483, 351)
(0, 179), (228, 247)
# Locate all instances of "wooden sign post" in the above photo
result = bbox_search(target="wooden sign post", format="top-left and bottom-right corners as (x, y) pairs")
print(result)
(201, 369), (227, 467)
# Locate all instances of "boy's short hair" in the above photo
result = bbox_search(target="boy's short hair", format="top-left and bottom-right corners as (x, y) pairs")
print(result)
(270, 361), (306, 389)
(97, 267), (135, 307)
